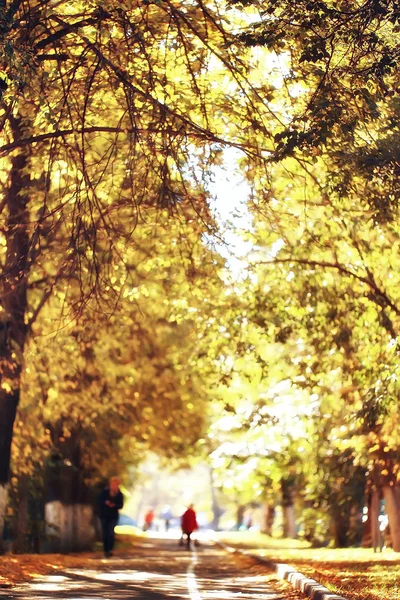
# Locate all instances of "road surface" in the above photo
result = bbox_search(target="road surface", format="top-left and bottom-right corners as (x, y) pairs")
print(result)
(1, 534), (303, 600)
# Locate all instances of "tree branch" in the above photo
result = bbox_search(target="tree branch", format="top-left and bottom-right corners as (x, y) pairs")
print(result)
(256, 257), (400, 316)
(51, 16), (266, 158)
(34, 14), (104, 50)
(0, 125), (260, 157)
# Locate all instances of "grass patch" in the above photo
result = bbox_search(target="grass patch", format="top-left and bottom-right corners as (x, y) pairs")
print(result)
(114, 524), (144, 537)
(217, 531), (400, 600)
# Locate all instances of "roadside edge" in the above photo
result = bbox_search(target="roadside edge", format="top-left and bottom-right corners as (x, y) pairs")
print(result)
(214, 538), (349, 600)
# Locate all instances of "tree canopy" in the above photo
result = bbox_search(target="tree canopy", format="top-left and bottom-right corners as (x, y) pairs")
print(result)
(2, 0), (400, 554)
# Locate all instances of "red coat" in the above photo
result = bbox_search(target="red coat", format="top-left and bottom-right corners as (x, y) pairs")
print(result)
(181, 507), (198, 534)
(145, 509), (154, 525)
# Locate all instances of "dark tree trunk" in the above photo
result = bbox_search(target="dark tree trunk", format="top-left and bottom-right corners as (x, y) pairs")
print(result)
(44, 426), (96, 552)
(0, 392), (19, 483)
(236, 504), (245, 530)
(368, 442), (400, 552)
(369, 488), (384, 552)
(0, 116), (32, 548)
(383, 485), (400, 552)
(14, 477), (29, 553)
(332, 511), (350, 548)
(261, 501), (275, 536)
(0, 386), (20, 553)
(0, 484), (9, 554)
(281, 476), (297, 538)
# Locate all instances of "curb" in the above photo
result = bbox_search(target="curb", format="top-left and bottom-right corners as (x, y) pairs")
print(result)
(215, 539), (349, 600)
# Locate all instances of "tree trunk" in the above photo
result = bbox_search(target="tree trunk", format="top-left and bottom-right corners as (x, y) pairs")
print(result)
(0, 117), (32, 547)
(370, 489), (383, 552)
(261, 502), (275, 536)
(14, 495), (29, 553)
(0, 390), (19, 480)
(283, 505), (297, 538)
(383, 485), (400, 552)
(236, 504), (245, 530)
(44, 427), (95, 552)
(332, 510), (350, 548)
(0, 484), (8, 554)
(281, 476), (297, 538)
(209, 467), (223, 530)
(361, 508), (372, 548)
(13, 476), (30, 553)
(361, 487), (380, 549)
(0, 390), (19, 552)
(45, 502), (95, 552)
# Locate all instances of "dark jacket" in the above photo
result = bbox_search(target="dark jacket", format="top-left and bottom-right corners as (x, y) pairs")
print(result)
(98, 487), (124, 520)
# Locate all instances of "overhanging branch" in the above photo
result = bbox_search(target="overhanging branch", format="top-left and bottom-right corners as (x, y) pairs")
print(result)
(0, 125), (260, 157)
(257, 257), (400, 316)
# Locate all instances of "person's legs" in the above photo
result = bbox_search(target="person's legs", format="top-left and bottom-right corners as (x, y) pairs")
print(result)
(186, 531), (191, 549)
(101, 518), (109, 555)
(101, 518), (118, 556)
(108, 518), (118, 553)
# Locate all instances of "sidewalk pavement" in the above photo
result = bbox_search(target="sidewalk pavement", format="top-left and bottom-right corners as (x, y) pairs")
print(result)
(0, 536), (306, 600)
(216, 539), (349, 600)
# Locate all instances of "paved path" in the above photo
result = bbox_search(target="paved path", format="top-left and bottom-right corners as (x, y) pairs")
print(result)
(1, 536), (301, 600)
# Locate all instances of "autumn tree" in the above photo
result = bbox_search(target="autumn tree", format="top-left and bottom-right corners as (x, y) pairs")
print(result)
(0, 0), (277, 546)
(223, 0), (400, 548)
(7, 201), (234, 550)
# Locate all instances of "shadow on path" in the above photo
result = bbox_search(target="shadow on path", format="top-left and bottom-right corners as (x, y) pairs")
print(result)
(2, 535), (290, 600)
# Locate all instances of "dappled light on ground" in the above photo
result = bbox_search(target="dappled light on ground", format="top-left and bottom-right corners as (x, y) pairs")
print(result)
(218, 531), (400, 600)
(1, 535), (301, 600)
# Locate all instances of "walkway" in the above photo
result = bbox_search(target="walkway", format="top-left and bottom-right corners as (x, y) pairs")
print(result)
(0, 535), (302, 600)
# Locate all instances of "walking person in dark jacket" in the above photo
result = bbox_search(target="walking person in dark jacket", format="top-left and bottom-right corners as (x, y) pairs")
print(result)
(98, 476), (124, 557)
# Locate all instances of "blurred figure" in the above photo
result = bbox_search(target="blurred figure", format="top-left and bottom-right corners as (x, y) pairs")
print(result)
(180, 504), (198, 550)
(98, 476), (124, 558)
(143, 507), (155, 531)
(160, 504), (173, 531)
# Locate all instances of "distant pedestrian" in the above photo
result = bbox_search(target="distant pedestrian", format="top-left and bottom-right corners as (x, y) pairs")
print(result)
(98, 476), (124, 558)
(160, 504), (173, 531)
(181, 504), (198, 550)
(143, 508), (155, 531)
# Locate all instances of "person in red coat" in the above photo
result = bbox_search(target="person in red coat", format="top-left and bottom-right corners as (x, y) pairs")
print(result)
(143, 508), (155, 531)
(181, 504), (198, 549)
